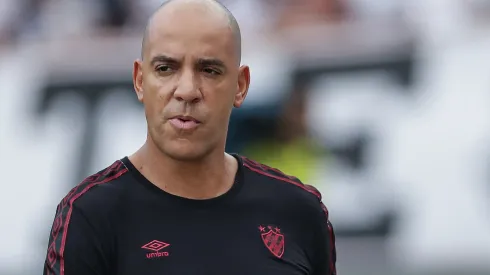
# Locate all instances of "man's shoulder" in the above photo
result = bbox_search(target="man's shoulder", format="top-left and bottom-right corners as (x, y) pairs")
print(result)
(240, 156), (324, 203)
(55, 160), (129, 216)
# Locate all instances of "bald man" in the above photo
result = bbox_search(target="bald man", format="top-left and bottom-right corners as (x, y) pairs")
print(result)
(43, 0), (337, 274)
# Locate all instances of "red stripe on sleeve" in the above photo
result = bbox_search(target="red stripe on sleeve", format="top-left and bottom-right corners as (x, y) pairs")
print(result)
(44, 160), (127, 275)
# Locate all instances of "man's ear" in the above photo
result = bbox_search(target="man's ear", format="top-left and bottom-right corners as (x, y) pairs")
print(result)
(233, 65), (250, 108)
(133, 60), (144, 103)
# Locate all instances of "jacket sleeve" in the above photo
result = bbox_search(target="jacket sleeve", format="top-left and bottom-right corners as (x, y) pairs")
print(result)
(324, 207), (338, 275)
(43, 203), (112, 275)
(305, 185), (337, 275)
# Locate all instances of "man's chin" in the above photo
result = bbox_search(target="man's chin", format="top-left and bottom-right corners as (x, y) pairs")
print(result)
(161, 143), (211, 162)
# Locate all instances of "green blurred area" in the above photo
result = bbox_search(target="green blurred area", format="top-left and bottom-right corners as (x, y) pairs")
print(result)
(243, 137), (324, 185)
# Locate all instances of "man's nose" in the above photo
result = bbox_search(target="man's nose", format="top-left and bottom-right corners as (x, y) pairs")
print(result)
(173, 70), (202, 103)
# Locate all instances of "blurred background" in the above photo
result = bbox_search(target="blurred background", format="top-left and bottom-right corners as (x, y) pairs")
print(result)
(1, 0), (490, 274)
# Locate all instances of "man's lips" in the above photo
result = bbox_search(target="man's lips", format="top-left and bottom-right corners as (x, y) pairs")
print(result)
(168, 115), (201, 130)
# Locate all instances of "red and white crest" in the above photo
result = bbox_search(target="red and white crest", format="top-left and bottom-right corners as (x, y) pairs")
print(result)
(259, 225), (285, 258)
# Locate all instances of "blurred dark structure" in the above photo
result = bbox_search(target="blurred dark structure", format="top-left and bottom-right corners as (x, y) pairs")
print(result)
(98, 0), (132, 28)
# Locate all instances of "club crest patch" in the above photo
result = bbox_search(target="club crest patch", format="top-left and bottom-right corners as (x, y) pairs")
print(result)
(259, 225), (285, 258)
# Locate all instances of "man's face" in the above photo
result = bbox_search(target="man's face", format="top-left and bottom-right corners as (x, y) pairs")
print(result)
(133, 5), (249, 161)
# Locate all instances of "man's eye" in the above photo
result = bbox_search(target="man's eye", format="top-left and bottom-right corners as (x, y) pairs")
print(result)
(203, 68), (220, 75)
(156, 65), (172, 72)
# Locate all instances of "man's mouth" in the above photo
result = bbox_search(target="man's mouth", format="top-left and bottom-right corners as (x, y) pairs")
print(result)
(169, 115), (201, 130)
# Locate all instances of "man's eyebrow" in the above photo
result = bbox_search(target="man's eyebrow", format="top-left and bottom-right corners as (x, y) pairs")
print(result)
(150, 55), (179, 66)
(197, 58), (226, 68)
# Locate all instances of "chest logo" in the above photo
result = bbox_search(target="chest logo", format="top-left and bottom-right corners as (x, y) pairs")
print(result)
(259, 225), (285, 258)
(142, 240), (170, 259)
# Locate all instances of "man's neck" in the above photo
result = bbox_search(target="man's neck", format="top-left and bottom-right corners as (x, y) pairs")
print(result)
(129, 141), (237, 200)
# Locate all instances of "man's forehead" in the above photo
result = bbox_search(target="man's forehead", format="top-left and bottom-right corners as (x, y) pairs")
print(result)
(141, 0), (240, 63)
(145, 6), (234, 59)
